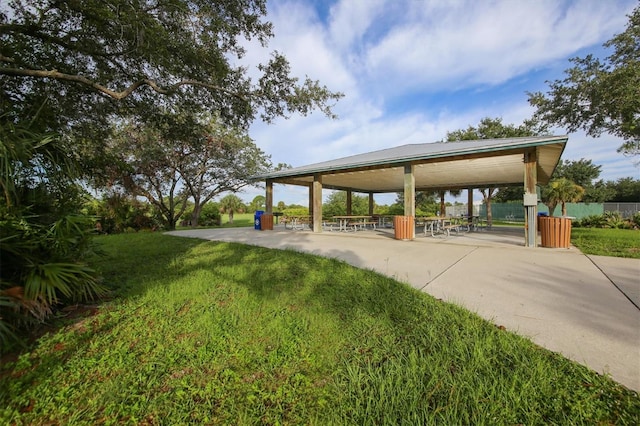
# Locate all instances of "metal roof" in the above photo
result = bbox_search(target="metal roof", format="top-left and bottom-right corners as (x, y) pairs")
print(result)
(254, 136), (568, 193)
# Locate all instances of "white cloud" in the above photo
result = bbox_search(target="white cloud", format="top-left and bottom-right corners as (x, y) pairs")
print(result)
(364, 0), (632, 93)
(241, 0), (638, 206)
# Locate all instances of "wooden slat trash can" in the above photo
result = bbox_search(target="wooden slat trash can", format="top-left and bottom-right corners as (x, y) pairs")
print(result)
(539, 216), (572, 248)
(393, 216), (414, 240)
(260, 214), (274, 231)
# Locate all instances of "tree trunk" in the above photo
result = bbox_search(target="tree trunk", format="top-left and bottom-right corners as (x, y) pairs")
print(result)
(191, 203), (202, 227)
(546, 202), (558, 217)
(229, 211), (234, 224)
(561, 202), (567, 217)
(480, 188), (495, 228)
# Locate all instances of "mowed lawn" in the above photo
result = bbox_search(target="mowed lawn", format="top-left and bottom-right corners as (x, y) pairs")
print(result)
(571, 227), (640, 258)
(1, 232), (638, 424)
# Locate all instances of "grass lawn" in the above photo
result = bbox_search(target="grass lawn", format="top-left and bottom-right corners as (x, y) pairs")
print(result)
(220, 212), (254, 228)
(571, 227), (640, 259)
(1, 233), (639, 424)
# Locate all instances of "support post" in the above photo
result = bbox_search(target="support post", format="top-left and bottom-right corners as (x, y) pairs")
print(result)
(346, 190), (352, 216)
(467, 188), (473, 217)
(312, 174), (323, 233)
(368, 193), (375, 215)
(524, 149), (538, 247)
(403, 164), (416, 239)
(265, 179), (273, 214)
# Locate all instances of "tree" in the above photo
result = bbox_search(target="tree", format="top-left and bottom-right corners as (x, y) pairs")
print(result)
(436, 189), (462, 216)
(323, 191), (369, 218)
(248, 196), (267, 213)
(528, 6), (640, 156)
(0, 0), (343, 136)
(178, 117), (270, 227)
(103, 120), (191, 231)
(494, 186), (525, 203)
(541, 178), (585, 217)
(445, 117), (548, 225)
(608, 177), (640, 201)
(552, 158), (614, 202)
(553, 159), (602, 187)
(219, 194), (245, 224)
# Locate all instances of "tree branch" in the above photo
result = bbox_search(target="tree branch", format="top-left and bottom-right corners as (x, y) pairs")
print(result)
(0, 67), (247, 101)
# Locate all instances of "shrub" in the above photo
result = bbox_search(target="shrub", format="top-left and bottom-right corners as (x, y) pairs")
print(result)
(198, 202), (222, 226)
(575, 212), (638, 229)
(283, 207), (309, 217)
(86, 194), (158, 234)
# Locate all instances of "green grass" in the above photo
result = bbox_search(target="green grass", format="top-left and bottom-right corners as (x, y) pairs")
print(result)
(220, 212), (254, 228)
(1, 233), (639, 424)
(571, 227), (640, 258)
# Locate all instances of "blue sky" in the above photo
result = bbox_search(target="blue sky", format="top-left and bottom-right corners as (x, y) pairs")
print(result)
(239, 0), (639, 206)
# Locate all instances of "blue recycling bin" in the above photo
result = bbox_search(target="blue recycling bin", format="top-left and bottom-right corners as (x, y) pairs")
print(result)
(254, 210), (264, 230)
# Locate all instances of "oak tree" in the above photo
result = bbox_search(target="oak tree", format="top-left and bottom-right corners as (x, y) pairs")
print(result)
(529, 6), (640, 156)
(0, 0), (343, 134)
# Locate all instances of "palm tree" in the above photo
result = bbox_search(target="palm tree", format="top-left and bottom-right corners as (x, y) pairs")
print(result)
(436, 189), (462, 216)
(219, 194), (245, 224)
(542, 178), (585, 217)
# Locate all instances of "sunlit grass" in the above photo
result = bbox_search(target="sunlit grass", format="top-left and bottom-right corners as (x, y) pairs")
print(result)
(572, 227), (640, 258)
(1, 233), (638, 424)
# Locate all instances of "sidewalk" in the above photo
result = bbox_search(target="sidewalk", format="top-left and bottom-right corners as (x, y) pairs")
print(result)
(167, 226), (640, 391)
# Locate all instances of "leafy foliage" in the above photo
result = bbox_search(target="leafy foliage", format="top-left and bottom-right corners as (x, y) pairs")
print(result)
(574, 211), (640, 230)
(0, 0), (343, 134)
(83, 193), (159, 234)
(322, 191), (370, 217)
(0, 117), (103, 350)
(541, 178), (585, 217)
(529, 6), (640, 156)
(219, 194), (246, 224)
(98, 113), (270, 230)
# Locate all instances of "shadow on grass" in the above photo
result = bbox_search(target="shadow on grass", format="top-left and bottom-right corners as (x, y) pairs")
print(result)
(3, 232), (637, 425)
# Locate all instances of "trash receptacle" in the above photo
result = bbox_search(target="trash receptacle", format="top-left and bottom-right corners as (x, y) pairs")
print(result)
(537, 212), (548, 232)
(260, 213), (274, 230)
(254, 210), (264, 230)
(539, 216), (572, 248)
(393, 216), (415, 240)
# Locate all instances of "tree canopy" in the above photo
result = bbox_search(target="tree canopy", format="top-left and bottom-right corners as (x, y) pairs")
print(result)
(528, 6), (640, 156)
(0, 0), (343, 133)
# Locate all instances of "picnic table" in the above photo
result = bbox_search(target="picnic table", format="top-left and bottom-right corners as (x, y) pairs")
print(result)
(421, 216), (460, 237)
(283, 215), (311, 231)
(332, 215), (377, 232)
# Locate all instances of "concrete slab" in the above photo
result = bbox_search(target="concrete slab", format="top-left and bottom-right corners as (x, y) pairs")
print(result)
(587, 255), (640, 309)
(167, 226), (640, 391)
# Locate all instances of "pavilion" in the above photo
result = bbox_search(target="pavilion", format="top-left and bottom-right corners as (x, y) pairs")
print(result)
(252, 135), (568, 247)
